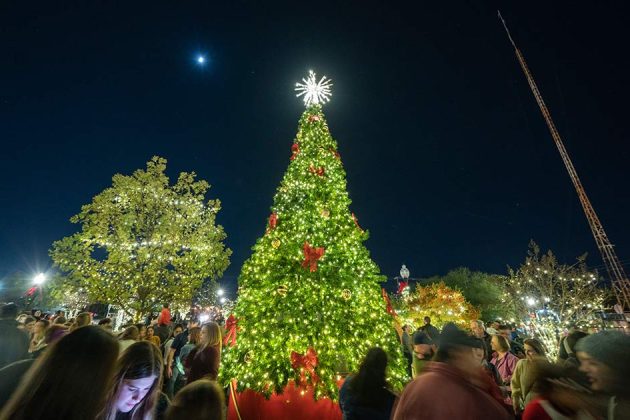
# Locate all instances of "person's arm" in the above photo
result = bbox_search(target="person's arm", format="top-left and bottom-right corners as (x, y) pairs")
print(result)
(511, 360), (523, 412)
(166, 347), (175, 378)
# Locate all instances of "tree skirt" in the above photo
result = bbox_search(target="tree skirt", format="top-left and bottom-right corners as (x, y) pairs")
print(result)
(227, 380), (342, 420)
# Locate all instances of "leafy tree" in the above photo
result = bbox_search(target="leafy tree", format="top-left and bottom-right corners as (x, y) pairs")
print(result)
(425, 268), (513, 322)
(50, 157), (231, 320)
(397, 282), (480, 330)
(220, 104), (407, 400)
(503, 240), (608, 327)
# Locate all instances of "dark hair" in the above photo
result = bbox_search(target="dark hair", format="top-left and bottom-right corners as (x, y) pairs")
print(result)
(70, 312), (91, 331)
(188, 327), (201, 345)
(98, 318), (112, 326)
(165, 380), (225, 420)
(23, 316), (36, 325)
(348, 347), (390, 409)
(102, 341), (163, 420)
(163, 303), (169, 309)
(493, 335), (510, 352)
(524, 338), (546, 357)
(530, 360), (590, 398)
(424, 316), (431, 322)
(0, 326), (119, 420)
(53, 316), (67, 325)
(472, 337), (488, 360)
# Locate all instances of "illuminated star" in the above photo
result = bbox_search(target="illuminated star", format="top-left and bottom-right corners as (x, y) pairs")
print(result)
(197, 55), (206, 64)
(295, 70), (333, 107)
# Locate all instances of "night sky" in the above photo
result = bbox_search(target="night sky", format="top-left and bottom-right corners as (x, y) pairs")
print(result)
(2, 1), (629, 295)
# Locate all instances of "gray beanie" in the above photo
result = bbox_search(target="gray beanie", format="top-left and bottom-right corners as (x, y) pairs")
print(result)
(575, 330), (630, 372)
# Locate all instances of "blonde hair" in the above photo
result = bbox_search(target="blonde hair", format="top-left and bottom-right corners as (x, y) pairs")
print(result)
(201, 322), (222, 352)
(165, 380), (225, 420)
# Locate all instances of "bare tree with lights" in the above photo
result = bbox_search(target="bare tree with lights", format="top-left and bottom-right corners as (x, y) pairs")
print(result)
(50, 156), (231, 321)
(503, 241), (608, 327)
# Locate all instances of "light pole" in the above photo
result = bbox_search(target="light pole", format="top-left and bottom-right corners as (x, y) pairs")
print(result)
(32, 272), (47, 307)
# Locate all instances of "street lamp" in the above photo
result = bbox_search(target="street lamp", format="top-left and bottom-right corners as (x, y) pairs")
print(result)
(400, 265), (410, 280)
(217, 288), (224, 296)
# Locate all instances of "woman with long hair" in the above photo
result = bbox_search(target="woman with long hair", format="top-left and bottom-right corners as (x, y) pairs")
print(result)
(339, 347), (397, 420)
(187, 322), (221, 383)
(511, 338), (547, 415)
(28, 319), (49, 354)
(119, 326), (140, 353)
(101, 341), (164, 420)
(0, 326), (119, 420)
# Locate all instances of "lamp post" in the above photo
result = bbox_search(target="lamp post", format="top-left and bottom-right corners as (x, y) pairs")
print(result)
(31, 272), (47, 307)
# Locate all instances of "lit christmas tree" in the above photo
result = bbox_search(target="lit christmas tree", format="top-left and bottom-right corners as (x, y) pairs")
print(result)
(220, 71), (407, 404)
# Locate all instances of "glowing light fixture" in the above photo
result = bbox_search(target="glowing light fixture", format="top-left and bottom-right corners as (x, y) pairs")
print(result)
(295, 70), (332, 106)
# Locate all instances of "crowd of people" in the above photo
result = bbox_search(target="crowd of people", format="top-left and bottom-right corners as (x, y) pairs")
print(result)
(1, 301), (629, 419)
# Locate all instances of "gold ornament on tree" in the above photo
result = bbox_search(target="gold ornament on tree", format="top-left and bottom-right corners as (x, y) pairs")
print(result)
(320, 208), (330, 218)
(244, 352), (253, 364)
(341, 289), (352, 300)
(272, 239), (281, 249)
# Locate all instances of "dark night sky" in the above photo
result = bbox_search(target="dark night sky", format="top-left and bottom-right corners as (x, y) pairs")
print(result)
(1, 1), (629, 295)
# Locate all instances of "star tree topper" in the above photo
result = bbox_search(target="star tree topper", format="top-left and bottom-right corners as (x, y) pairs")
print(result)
(295, 70), (333, 106)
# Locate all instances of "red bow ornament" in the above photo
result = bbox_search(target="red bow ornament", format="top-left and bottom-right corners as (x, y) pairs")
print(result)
(302, 241), (325, 272)
(308, 165), (325, 177)
(223, 314), (238, 347)
(267, 212), (278, 231)
(291, 347), (320, 385)
(290, 143), (300, 161)
(25, 286), (37, 297)
(382, 288), (397, 317)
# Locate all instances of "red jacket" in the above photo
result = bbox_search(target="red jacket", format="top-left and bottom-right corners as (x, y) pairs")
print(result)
(393, 362), (512, 420)
(158, 308), (171, 326)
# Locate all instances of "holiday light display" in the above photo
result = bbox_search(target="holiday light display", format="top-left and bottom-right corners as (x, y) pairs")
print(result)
(50, 156), (231, 320)
(397, 282), (480, 330)
(503, 241), (608, 329)
(220, 75), (407, 401)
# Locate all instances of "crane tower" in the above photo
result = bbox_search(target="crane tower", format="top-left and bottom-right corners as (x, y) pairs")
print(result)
(498, 11), (630, 310)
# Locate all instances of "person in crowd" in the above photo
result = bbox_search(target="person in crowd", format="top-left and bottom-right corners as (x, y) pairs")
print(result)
(411, 332), (434, 378)
(511, 338), (547, 415)
(158, 303), (171, 327)
(0, 326), (119, 420)
(28, 319), (49, 354)
(187, 322), (222, 383)
(470, 320), (493, 361)
(491, 334), (519, 396)
(177, 326), (201, 382)
(522, 360), (595, 420)
(471, 337), (502, 387)
(100, 341), (164, 420)
(70, 312), (92, 331)
(154, 321), (171, 345)
(165, 379), (225, 420)
(401, 325), (413, 377)
(499, 324), (525, 358)
(419, 316), (440, 340)
(18, 315), (36, 334)
(557, 324), (579, 362)
(393, 323), (511, 419)
(135, 323), (147, 341)
(162, 324), (183, 360)
(44, 324), (67, 346)
(146, 326), (161, 347)
(471, 338), (507, 409)
(53, 316), (66, 325)
(98, 318), (113, 331)
(0, 303), (29, 369)
(339, 347), (397, 420)
(166, 320), (198, 397)
(561, 331), (588, 368)
(576, 330), (630, 419)
(119, 326), (140, 353)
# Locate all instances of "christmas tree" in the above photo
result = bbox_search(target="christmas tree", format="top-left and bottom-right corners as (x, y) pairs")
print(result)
(220, 72), (407, 401)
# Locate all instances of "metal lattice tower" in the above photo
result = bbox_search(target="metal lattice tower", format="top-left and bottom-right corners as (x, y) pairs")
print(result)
(498, 11), (630, 310)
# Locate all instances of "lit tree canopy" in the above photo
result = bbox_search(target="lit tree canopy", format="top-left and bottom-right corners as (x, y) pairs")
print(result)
(50, 156), (231, 320)
(503, 240), (608, 327)
(220, 104), (407, 400)
(425, 268), (512, 322)
(397, 282), (480, 330)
